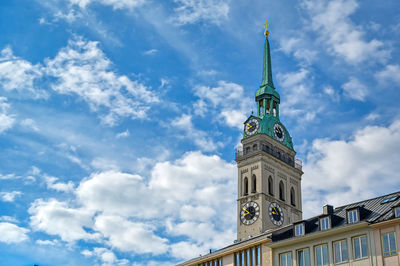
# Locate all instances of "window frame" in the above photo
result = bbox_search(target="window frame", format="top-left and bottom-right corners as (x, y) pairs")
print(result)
(319, 216), (330, 231)
(394, 207), (400, 218)
(347, 209), (359, 224)
(314, 243), (329, 266)
(279, 251), (293, 266)
(382, 232), (397, 257)
(352, 235), (369, 260)
(333, 239), (348, 263)
(297, 248), (310, 266)
(294, 223), (305, 237)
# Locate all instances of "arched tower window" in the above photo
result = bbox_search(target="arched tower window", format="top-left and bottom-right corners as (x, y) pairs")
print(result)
(244, 177), (248, 196)
(252, 174), (256, 193)
(259, 100), (264, 116)
(253, 144), (257, 151)
(279, 181), (285, 201)
(268, 176), (273, 195)
(290, 187), (296, 206)
(266, 99), (270, 114)
(273, 102), (277, 117)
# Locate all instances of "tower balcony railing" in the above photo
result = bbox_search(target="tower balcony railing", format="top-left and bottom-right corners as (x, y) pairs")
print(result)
(235, 146), (302, 171)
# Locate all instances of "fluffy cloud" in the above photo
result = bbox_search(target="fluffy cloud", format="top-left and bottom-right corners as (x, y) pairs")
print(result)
(29, 152), (237, 259)
(82, 247), (129, 266)
(68, 0), (146, 10)
(173, 0), (229, 25)
(29, 198), (98, 242)
(277, 68), (323, 123)
(302, 119), (400, 216)
(171, 114), (224, 151)
(193, 81), (252, 129)
(0, 47), (46, 98)
(375, 64), (400, 86)
(0, 191), (22, 202)
(45, 175), (75, 193)
(0, 222), (29, 243)
(76, 171), (156, 218)
(45, 38), (158, 125)
(94, 215), (168, 254)
(302, 0), (389, 64)
(0, 97), (15, 133)
(342, 77), (368, 101)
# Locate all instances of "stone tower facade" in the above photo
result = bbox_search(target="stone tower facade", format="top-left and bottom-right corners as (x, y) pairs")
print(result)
(236, 31), (303, 240)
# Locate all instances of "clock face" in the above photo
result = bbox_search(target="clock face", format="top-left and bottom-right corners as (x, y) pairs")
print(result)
(273, 123), (285, 142)
(240, 201), (260, 225)
(269, 202), (284, 227)
(245, 118), (259, 136)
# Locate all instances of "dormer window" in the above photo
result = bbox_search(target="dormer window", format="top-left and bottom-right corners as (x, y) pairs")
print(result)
(394, 207), (400, 218)
(320, 216), (330, 231)
(347, 209), (359, 224)
(294, 223), (304, 236)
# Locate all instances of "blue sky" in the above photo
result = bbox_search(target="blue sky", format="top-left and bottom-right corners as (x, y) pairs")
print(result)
(0, 0), (399, 265)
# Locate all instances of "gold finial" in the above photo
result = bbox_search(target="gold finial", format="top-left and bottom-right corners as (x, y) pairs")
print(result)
(264, 19), (270, 37)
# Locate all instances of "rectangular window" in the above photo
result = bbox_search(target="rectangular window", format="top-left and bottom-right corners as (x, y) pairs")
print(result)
(257, 246), (261, 265)
(320, 217), (330, 231)
(242, 251), (245, 266)
(348, 209), (358, 224)
(334, 239), (348, 263)
(353, 235), (368, 259)
(235, 253), (239, 266)
(315, 244), (328, 266)
(382, 232), (397, 257)
(295, 223), (304, 236)
(395, 207), (400, 218)
(297, 248), (310, 266)
(280, 252), (292, 266)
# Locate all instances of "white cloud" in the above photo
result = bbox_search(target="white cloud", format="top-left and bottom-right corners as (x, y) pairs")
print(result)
(278, 37), (317, 65)
(0, 97), (15, 133)
(0, 47), (47, 98)
(20, 118), (40, 132)
(116, 130), (130, 138)
(82, 247), (129, 266)
(76, 171), (156, 218)
(193, 81), (251, 129)
(172, 0), (229, 25)
(45, 175), (75, 192)
(45, 38), (159, 125)
(342, 77), (367, 101)
(0, 191), (22, 202)
(29, 198), (98, 242)
(171, 114), (224, 152)
(302, 0), (389, 64)
(36, 239), (60, 246)
(29, 151), (237, 259)
(94, 215), (168, 254)
(303, 119), (400, 217)
(375, 64), (400, 86)
(277, 68), (323, 123)
(69, 0), (146, 10)
(143, 49), (158, 55)
(0, 223), (29, 243)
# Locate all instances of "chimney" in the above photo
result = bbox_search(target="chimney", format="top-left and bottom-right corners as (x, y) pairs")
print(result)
(323, 204), (334, 215)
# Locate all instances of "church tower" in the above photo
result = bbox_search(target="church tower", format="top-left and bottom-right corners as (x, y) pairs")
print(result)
(236, 22), (303, 240)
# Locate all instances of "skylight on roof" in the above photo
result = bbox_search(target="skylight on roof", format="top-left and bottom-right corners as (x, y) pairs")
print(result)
(381, 195), (399, 204)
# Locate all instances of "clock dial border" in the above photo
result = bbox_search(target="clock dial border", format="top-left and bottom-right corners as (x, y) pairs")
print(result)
(245, 118), (259, 136)
(240, 201), (260, 226)
(268, 202), (284, 227)
(273, 123), (285, 142)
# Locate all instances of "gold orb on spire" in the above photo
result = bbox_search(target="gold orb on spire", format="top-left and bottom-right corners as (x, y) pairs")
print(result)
(264, 19), (270, 37)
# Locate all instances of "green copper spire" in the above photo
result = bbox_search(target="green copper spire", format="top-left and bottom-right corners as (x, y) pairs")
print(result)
(260, 37), (274, 88)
